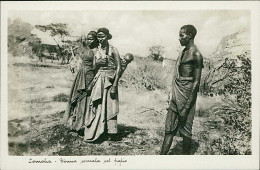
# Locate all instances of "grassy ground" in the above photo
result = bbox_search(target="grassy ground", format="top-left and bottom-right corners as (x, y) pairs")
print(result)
(8, 56), (222, 155)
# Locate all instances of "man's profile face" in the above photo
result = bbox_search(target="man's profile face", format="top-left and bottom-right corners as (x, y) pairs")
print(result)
(179, 29), (191, 46)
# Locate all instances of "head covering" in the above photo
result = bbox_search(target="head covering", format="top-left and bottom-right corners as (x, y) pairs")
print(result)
(97, 27), (112, 40)
(87, 31), (97, 39)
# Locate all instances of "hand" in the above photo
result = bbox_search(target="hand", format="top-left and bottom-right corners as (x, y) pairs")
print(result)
(86, 81), (94, 95)
(70, 99), (77, 108)
(96, 58), (107, 66)
(110, 86), (117, 99)
(87, 85), (92, 96)
(179, 108), (188, 124)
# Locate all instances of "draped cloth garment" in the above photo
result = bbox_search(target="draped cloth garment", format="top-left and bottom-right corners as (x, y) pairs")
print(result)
(165, 49), (197, 138)
(83, 44), (119, 142)
(63, 46), (95, 131)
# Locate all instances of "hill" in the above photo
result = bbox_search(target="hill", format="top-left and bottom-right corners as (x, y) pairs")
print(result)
(201, 28), (250, 92)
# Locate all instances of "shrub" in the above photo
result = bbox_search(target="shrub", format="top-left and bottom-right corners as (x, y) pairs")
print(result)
(120, 56), (174, 91)
(204, 54), (251, 155)
(53, 93), (69, 102)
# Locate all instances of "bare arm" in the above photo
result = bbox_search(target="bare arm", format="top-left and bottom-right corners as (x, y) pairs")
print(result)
(180, 51), (203, 117)
(112, 47), (121, 87)
(92, 51), (97, 70)
(110, 47), (121, 98)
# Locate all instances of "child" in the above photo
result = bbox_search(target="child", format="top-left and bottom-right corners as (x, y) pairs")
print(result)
(119, 53), (134, 78)
(87, 53), (134, 93)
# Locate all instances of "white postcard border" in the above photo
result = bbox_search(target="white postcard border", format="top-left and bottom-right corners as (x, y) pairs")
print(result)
(1, 1), (259, 170)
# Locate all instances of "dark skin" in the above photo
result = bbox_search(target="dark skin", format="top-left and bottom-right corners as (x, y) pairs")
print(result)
(81, 34), (97, 95)
(86, 34), (96, 49)
(96, 32), (121, 99)
(160, 28), (203, 155)
(123, 54), (134, 63)
(119, 54), (134, 78)
(178, 29), (203, 121)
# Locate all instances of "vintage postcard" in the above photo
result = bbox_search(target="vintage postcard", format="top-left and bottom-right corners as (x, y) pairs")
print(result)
(1, 1), (259, 170)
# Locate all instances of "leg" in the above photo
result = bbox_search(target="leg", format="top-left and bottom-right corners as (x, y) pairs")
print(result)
(160, 129), (177, 155)
(107, 116), (118, 141)
(183, 136), (192, 155)
(181, 102), (196, 155)
(160, 109), (178, 155)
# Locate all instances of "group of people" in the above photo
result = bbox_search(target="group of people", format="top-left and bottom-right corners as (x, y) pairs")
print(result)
(63, 27), (134, 142)
(63, 25), (203, 155)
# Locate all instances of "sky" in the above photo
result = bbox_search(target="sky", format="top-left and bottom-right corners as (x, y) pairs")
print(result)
(9, 10), (250, 59)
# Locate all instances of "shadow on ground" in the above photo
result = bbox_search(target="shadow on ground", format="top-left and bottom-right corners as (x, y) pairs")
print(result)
(168, 139), (199, 155)
(9, 121), (142, 155)
(78, 124), (140, 144)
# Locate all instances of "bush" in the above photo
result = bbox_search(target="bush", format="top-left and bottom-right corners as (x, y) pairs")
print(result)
(53, 93), (69, 102)
(120, 56), (174, 91)
(204, 54), (251, 155)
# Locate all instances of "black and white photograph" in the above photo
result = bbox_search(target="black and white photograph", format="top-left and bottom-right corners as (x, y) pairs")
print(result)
(1, 1), (259, 170)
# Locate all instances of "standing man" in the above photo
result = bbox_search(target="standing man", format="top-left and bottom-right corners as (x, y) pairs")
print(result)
(160, 25), (203, 155)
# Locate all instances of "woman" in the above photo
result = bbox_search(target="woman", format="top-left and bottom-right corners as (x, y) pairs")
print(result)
(83, 28), (121, 142)
(63, 31), (98, 134)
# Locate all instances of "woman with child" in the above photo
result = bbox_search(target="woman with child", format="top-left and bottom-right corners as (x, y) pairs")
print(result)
(64, 28), (133, 142)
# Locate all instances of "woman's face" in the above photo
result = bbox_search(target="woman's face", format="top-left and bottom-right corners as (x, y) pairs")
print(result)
(97, 32), (108, 45)
(86, 35), (95, 46)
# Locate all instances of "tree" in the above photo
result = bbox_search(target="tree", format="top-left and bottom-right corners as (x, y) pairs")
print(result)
(8, 18), (39, 57)
(35, 23), (75, 64)
(35, 23), (70, 50)
(149, 45), (165, 61)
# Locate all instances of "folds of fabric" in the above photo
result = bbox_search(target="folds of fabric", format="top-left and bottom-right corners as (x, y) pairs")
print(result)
(63, 45), (95, 132)
(69, 94), (89, 131)
(167, 52), (196, 138)
(83, 69), (119, 142)
(63, 67), (86, 124)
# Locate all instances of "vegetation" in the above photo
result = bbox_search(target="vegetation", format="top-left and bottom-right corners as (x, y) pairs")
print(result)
(148, 45), (165, 61)
(8, 18), (41, 57)
(120, 56), (174, 91)
(8, 18), (251, 155)
(8, 18), (81, 65)
(35, 23), (70, 49)
(53, 93), (69, 102)
(205, 54), (251, 155)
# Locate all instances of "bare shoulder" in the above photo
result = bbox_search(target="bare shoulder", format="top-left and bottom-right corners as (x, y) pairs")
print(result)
(110, 45), (119, 56)
(192, 46), (203, 61)
(111, 45), (118, 53)
(191, 46), (204, 68)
